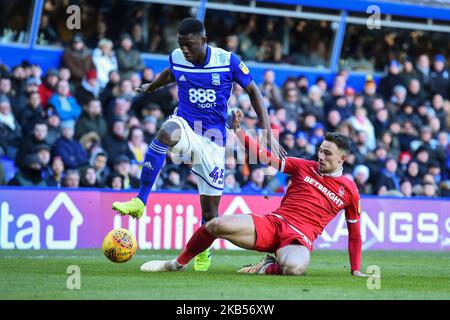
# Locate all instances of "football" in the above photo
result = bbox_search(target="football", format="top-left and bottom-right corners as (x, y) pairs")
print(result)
(102, 228), (138, 263)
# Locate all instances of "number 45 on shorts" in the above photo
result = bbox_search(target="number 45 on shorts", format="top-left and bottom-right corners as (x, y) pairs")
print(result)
(209, 167), (224, 185)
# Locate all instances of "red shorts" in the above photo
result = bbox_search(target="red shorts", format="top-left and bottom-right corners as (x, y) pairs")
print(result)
(251, 213), (313, 253)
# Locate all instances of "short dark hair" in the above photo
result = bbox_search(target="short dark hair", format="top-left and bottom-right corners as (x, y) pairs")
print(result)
(178, 17), (205, 36)
(324, 132), (352, 154)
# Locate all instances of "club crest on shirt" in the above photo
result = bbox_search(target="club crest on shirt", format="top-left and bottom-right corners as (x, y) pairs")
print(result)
(239, 61), (249, 75)
(211, 73), (220, 85)
(338, 185), (345, 197)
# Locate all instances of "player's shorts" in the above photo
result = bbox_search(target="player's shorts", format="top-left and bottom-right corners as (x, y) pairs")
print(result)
(251, 213), (313, 252)
(165, 115), (225, 196)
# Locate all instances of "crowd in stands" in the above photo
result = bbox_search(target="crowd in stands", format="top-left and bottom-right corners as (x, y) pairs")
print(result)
(0, 28), (449, 197)
(0, 0), (449, 197)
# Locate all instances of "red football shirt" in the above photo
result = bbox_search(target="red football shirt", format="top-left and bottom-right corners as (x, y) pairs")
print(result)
(274, 157), (361, 244)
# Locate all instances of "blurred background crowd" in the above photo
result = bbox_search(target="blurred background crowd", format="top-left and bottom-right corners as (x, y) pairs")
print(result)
(0, 0), (449, 197)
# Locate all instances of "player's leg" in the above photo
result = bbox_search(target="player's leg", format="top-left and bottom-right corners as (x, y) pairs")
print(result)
(275, 244), (310, 275)
(112, 120), (184, 218)
(191, 135), (226, 271)
(194, 195), (220, 271)
(140, 214), (257, 272)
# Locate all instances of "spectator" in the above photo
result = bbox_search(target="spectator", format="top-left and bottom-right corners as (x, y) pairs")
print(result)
(100, 70), (121, 108)
(58, 67), (75, 95)
(422, 182), (438, 197)
(404, 160), (422, 189)
(372, 108), (390, 139)
(15, 121), (48, 169)
(14, 76), (41, 116)
(389, 85), (407, 115)
(142, 115), (158, 144)
(428, 161), (443, 185)
(38, 68), (59, 107)
(53, 120), (88, 169)
(102, 119), (134, 166)
(61, 34), (94, 85)
(79, 166), (99, 188)
(75, 98), (107, 139)
(374, 157), (401, 194)
(19, 91), (45, 135)
(90, 150), (110, 187)
(47, 80), (81, 121)
(0, 95), (21, 159)
(431, 94), (447, 131)
(44, 107), (61, 146)
(46, 156), (64, 187)
(325, 109), (342, 132)
(378, 60), (404, 100)
(400, 57), (418, 87)
(404, 78), (427, 108)
(113, 155), (139, 190)
(241, 166), (268, 194)
(7, 154), (46, 187)
(400, 179), (413, 197)
(92, 38), (118, 88)
(353, 164), (371, 194)
(34, 143), (52, 181)
(116, 33), (145, 79)
(128, 127), (148, 169)
(182, 171), (198, 191)
(106, 172), (124, 190)
(75, 69), (101, 107)
(414, 146), (431, 176)
(223, 173), (241, 193)
(416, 54), (431, 88)
(107, 95), (133, 126)
(349, 107), (376, 151)
(429, 54), (450, 99)
(303, 85), (325, 122)
(162, 167), (182, 191)
(398, 120), (418, 151)
(62, 169), (80, 188)
(259, 69), (283, 109)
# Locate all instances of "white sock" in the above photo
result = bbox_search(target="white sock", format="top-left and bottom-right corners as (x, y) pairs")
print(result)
(170, 259), (184, 270)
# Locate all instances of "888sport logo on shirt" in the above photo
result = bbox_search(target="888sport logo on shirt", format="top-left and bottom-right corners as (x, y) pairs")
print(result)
(189, 88), (217, 108)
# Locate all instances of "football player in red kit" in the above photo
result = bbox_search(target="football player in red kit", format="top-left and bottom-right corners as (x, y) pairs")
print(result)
(140, 109), (367, 277)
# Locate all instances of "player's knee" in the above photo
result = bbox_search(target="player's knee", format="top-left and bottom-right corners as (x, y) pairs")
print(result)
(282, 261), (308, 276)
(205, 218), (222, 236)
(156, 123), (181, 147)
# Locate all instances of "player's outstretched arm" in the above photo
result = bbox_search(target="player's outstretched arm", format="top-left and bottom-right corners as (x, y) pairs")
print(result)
(244, 81), (287, 160)
(232, 109), (283, 171)
(135, 67), (175, 93)
(348, 221), (367, 277)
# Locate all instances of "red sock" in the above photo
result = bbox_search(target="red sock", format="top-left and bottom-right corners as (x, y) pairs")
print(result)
(264, 263), (282, 275)
(177, 225), (216, 265)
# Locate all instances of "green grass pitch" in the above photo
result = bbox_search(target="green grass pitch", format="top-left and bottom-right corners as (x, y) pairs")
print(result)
(1, 249), (449, 300)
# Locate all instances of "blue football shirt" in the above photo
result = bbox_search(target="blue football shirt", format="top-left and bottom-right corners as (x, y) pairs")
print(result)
(169, 45), (253, 146)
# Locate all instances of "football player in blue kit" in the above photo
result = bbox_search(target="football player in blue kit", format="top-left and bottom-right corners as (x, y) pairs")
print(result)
(112, 17), (286, 271)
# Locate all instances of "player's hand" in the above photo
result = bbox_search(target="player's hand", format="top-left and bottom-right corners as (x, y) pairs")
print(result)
(352, 270), (369, 277)
(135, 83), (151, 93)
(259, 132), (288, 160)
(231, 109), (244, 130)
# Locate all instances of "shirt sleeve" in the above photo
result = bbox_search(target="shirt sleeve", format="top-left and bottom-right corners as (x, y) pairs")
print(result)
(345, 187), (362, 273)
(230, 53), (253, 88)
(281, 157), (308, 176)
(345, 187), (361, 223)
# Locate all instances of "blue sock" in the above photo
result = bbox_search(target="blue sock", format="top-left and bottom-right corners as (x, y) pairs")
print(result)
(137, 139), (168, 204)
